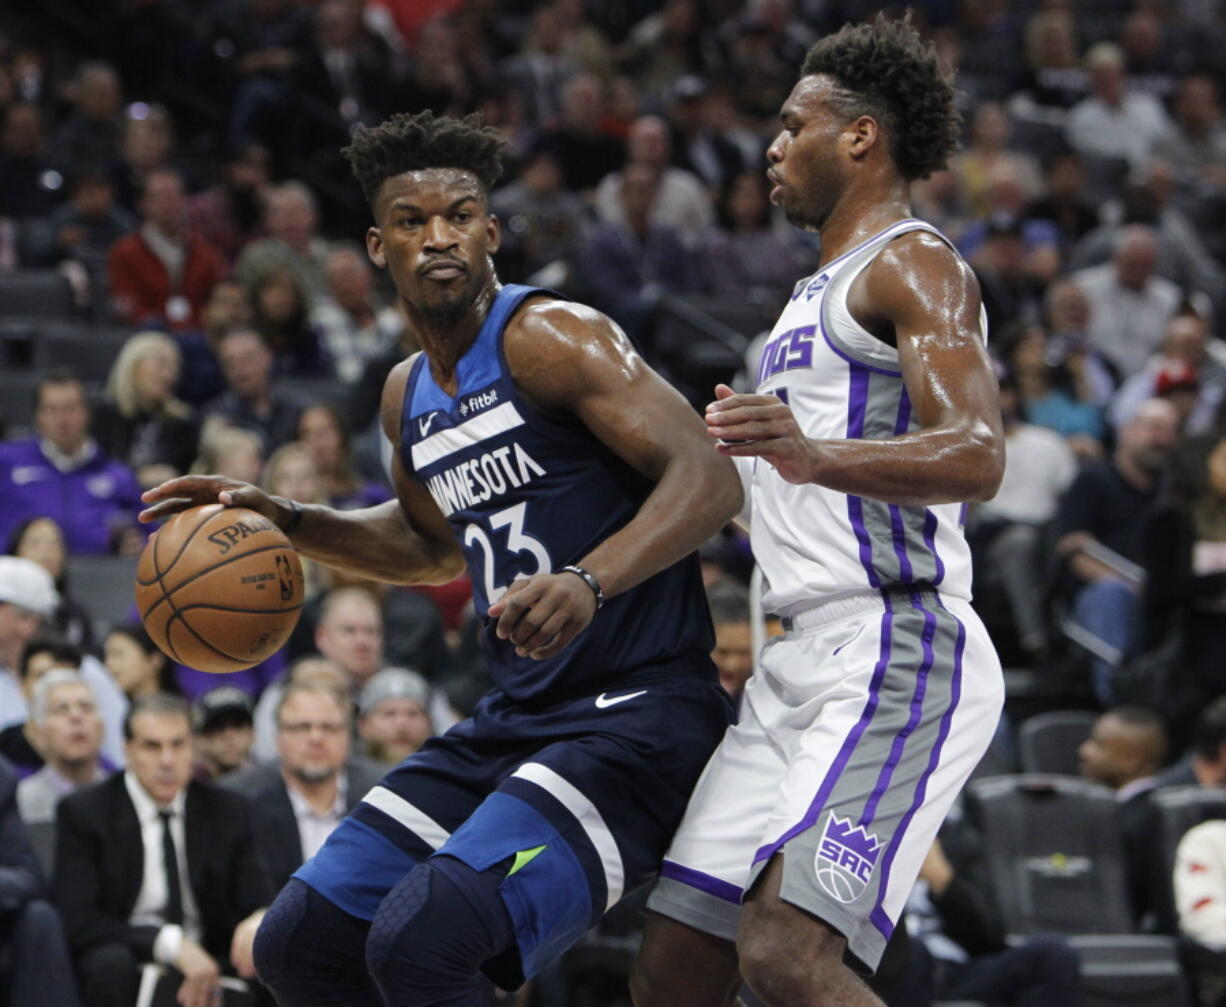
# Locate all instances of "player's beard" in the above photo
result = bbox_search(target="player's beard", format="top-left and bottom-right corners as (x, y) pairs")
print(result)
(417, 272), (482, 332)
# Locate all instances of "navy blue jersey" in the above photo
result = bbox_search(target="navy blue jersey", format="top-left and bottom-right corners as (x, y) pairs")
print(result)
(401, 284), (714, 703)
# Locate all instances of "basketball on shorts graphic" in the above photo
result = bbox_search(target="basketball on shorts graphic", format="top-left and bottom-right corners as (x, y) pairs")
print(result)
(814, 812), (883, 904)
(135, 504), (304, 674)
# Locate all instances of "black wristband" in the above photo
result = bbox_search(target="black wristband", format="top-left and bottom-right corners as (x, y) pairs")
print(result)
(280, 498), (304, 536)
(560, 564), (605, 609)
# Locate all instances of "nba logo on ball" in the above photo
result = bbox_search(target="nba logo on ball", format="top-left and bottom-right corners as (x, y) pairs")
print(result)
(814, 812), (883, 904)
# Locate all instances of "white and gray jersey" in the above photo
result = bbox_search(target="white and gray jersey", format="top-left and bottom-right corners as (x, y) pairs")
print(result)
(747, 218), (987, 615)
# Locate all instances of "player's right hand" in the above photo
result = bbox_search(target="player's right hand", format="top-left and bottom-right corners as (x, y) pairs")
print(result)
(139, 474), (278, 526)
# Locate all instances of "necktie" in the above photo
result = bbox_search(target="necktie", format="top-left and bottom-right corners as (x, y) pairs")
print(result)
(158, 809), (184, 926)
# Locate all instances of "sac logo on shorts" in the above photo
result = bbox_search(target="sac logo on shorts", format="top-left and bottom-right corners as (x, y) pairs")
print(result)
(814, 812), (883, 904)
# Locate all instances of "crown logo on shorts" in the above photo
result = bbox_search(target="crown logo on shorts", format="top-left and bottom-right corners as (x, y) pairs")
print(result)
(814, 812), (884, 904)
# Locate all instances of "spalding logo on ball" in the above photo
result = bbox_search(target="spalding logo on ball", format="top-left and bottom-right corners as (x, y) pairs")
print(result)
(135, 504), (305, 674)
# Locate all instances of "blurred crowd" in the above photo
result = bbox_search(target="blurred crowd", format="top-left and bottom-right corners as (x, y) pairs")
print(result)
(5, 0), (1226, 1004)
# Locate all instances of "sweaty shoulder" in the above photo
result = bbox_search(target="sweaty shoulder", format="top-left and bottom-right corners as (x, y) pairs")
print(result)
(379, 353), (419, 441)
(855, 229), (982, 342)
(502, 298), (637, 410)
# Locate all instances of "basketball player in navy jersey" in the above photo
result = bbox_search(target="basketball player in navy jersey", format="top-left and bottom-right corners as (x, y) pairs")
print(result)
(633, 16), (1007, 1007)
(140, 112), (740, 1004)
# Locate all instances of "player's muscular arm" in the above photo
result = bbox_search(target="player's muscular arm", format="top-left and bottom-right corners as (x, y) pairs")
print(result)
(707, 233), (1004, 505)
(489, 302), (742, 659)
(138, 359), (465, 585)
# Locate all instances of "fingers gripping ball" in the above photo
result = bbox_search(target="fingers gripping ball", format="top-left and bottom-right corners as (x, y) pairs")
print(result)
(135, 505), (304, 674)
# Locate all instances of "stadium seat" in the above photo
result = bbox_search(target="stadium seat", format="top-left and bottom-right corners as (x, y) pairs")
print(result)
(0, 370), (42, 438)
(966, 775), (1190, 1006)
(66, 554), (140, 639)
(1151, 786), (1226, 935)
(34, 325), (132, 384)
(1017, 710), (1098, 776)
(0, 270), (77, 320)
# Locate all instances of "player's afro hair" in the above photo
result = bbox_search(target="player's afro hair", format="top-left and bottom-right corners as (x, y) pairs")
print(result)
(343, 110), (507, 206)
(800, 13), (960, 181)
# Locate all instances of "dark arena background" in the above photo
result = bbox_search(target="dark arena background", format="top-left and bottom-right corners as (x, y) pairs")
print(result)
(2, 1), (1226, 1005)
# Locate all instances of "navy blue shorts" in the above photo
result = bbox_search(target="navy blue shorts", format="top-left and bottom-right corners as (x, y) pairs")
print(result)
(294, 657), (732, 982)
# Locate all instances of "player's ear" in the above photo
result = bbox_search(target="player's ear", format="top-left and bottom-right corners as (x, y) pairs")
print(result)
(846, 115), (880, 161)
(485, 211), (501, 255)
(366, 225), (386, 269)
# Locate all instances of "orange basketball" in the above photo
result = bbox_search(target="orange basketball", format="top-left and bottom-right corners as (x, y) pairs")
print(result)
(135, 504), (304, 674)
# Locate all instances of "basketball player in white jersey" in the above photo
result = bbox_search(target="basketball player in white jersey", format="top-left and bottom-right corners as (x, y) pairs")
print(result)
(633, 16), (1006, 1007)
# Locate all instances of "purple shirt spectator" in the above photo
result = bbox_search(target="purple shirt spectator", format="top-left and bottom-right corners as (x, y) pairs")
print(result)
(173, 648), (288, 702)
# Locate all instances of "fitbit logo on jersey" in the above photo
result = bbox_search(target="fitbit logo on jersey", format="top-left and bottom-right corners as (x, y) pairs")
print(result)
(814, 812), (883, 904)
(426, 443), (546, 517)
(458, 388), (498, 417)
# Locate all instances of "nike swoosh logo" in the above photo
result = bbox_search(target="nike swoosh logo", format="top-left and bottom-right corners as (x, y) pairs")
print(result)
(418, 414), (437, 437)
(594, 690), (646, 709)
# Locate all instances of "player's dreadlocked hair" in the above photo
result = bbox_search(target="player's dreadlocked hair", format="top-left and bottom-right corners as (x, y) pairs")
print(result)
(343, 110), (507, 206)
(800, 13), (960, 181)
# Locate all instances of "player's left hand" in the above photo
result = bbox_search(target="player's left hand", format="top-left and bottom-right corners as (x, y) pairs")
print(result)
(705, 383), (816, 485)
(488, 572), (599, 660)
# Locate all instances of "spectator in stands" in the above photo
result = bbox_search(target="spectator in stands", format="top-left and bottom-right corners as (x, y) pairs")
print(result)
(54, 694), (271, 1007)
(1043, 276), (1118, 407)
(249, 266), (329, 376)
(309, 245), (405, 384)
(1025, 152), (1101, 257)
(357, 667), (434, 766)
(1111, 313), (1225, 437)
(0, 102), (63, 224)
(102, 624), (179, 702)
(1016, 5), (1088, 112)
(235, 181), (331, 308)
(296, 402), (389, 510)
(704, 170), (817, 309)
(584, 161), (701, 344)
(1166, 74), (1226, 195)
(1079, 706), (1168, 923)
(223, 681), (381, 893)
(951, 102), (1041, 219)
(620, 0), (710, 107)
(969, 378), (1077, 663)
(263, 441), (323, 507)
(541, 72), (625, 195)
(594, 114), (714, 247)
(107, 168), (227, 332)
(886, 826), (1079, 1007)
(0, 558), (58, 734)
(707, 581), (753, 702)
(205, 327), (304, 453)
(1158, 695), (1226, 789)
(1072, 225), (1183, 380)
(175, 278), (252, 409)
(399, 14), (478, 120)
(93, 331), (198, 488)
(22, 168), (134, 292)
(1141, 437), (1226, 746)
(998, 323), (1105, 456)
(49, 61), (123, 176)
(0, 635), (84, 777)
(0, 755), (82, 1007)
(489, 143), (591, 288)
(7, 517), (96, 649)
(1066, 43), (1174, 171)
(502, 4), (579, 126)
(192, 687), (255, 782)
(112, 103), (180, 215)
(0, 371), (145, 555)
(1055, 398), (1180, 703)
(191, 422), (267, 489)
(187, 142), (270, 265)
(1174, 814), (1226, 954)
(969, 217), (1048, 336)
(17, 670), (107, 827)
(664, 75), (746, 194)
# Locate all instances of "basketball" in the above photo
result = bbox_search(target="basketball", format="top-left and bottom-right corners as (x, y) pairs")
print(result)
(135, 504), (304, 674)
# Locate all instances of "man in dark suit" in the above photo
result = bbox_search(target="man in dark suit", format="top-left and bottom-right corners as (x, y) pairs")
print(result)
(54, 694), (272, 1007)
(222, 681), (382, 894)
(0, 753), (81, 1007)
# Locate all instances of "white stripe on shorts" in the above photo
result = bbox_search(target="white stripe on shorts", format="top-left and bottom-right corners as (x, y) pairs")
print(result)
(362, 785), (452, 850)
(511, 762), (625, 910)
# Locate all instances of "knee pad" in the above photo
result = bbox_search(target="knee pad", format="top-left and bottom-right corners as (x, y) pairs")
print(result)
(366, 857), (514, 991)
(253, 878), (310, 989)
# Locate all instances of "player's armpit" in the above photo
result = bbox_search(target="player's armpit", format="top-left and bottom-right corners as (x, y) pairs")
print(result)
(503, 300), (743, 598)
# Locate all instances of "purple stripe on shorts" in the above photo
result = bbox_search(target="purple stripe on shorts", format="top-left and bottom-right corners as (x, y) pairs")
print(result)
(868, 610), (966, 941)
(887, 389), (914, 582)
(859, 593), (937, 826)
(659, 860), (743, 904)
(753, 602), (894, 865)
(846, 366), (881, 587)
(923, 508), (946, 585)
